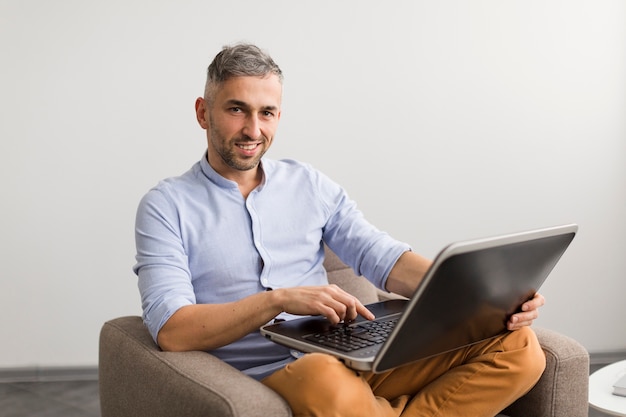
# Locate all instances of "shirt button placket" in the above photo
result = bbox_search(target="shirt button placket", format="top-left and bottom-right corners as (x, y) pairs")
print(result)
(246, 194), (271, 289)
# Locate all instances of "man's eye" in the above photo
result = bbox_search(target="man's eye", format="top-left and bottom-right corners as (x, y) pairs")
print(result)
(230, 107), (242, 113)
(262, 111), (274, 117)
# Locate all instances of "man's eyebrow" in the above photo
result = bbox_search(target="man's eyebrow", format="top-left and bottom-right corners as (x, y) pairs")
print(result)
(225, 99), (248, 108)
(225, 99), (278, 111)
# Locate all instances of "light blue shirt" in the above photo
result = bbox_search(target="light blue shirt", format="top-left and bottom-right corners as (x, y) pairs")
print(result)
(134, 154), (411, 379)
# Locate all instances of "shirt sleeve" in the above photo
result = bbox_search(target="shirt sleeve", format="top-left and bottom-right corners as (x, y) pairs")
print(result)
(314, 169), (412, 291)
(133, 186), (196, 343)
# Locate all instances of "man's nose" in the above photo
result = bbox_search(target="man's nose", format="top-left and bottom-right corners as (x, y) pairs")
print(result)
(242, 115), (262, 139)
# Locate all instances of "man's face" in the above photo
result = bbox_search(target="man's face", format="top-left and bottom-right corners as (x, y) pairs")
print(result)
(196, 75), (282, 178)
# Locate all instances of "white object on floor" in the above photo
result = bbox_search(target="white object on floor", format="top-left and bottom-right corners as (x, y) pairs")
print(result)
(589, 359), (626, 416)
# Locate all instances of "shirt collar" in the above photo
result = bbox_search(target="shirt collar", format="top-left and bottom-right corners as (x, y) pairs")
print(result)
(199, 151), (272, 191)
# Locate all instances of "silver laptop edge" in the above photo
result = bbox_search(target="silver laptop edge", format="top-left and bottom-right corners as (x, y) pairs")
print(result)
(371, 223), (577, 372)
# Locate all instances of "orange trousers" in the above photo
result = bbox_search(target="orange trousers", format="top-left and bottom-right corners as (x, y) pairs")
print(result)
(262, 327), (545, 417)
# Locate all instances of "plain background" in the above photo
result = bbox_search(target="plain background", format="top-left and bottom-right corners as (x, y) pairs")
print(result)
(1, 0), (624, 368)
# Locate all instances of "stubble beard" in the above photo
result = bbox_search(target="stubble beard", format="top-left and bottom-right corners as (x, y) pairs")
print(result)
(209, 123), (268, 172)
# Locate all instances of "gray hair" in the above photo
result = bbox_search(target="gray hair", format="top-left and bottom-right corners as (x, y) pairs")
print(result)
(204, 43), (283, 102)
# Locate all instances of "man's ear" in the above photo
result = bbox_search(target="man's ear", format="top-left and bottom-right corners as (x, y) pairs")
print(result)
(195, 97), (209, 129)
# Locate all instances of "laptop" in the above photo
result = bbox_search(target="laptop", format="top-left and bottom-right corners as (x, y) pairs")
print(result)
(260, 224), (577, 373)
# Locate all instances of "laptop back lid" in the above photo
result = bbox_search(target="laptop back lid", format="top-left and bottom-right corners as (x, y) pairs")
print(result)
(372, 224), (577, 372)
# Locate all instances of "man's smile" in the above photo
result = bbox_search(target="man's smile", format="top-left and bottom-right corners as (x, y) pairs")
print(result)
(237, 143), (261, 150)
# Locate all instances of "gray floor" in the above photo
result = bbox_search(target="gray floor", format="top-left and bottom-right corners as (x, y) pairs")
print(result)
(0, 380), (100, 417)
(0, 367), (615, 417)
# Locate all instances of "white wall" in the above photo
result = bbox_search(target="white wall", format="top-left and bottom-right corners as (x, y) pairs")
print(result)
(1, 0), (624, 368)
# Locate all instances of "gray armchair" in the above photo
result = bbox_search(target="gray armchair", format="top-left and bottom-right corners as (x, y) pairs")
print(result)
(100, 248), (590, 417)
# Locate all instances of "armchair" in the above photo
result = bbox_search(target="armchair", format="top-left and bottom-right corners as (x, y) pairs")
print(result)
(99, 247), (589, 417)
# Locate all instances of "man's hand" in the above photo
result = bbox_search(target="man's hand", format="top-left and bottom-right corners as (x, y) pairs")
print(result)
(275, 285), (375, 324)
(507, 293), (545, 331)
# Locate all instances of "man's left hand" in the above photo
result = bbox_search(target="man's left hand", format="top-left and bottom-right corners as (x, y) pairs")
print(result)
(507, 293), (545, 331)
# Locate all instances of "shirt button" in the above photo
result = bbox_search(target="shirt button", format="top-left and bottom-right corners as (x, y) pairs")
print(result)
(261, 278), (269, 286)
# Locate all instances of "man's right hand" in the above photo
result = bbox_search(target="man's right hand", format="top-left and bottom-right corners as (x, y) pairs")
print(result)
(274, 284), (375, 324)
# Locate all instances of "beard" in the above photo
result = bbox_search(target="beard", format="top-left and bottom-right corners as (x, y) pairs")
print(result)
(208, 119), (269, 172)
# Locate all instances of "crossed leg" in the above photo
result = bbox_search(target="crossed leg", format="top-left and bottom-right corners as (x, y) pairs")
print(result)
(262, 327), (545, 417)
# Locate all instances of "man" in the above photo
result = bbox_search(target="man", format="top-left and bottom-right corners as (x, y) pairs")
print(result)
(134, 43), (546, 417)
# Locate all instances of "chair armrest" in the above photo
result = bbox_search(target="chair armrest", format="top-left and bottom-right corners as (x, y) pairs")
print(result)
(502, 327), (589, 417)
(99, 316), (292, 417)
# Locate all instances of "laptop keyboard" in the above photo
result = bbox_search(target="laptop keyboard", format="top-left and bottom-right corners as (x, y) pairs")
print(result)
(303, 318), (398, 352)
